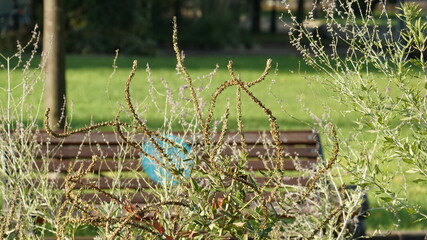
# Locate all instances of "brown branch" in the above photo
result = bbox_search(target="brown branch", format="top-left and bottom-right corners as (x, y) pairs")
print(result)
(208, 105), (230, 161)
(235, 81), (283, 164)
(236, 87), (246, 155)
(245, 58), (273, 87)
(44, 108), (116, 138)
(306, 204), (344, 239)
(297, 124), (339, 204)
(172, 16), (203, 127)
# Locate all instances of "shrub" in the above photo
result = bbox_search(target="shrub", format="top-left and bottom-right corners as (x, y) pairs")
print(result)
(0, 26), (63, 239)
(40, 18), (366, 239)
(1, 20), (368, 239)
(283, 0), (427, 229)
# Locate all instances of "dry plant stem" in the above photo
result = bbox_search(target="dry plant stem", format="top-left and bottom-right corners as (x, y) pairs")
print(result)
(64, 206), (160, 235)
(57, 173), (85, 239)
(61, 156), (173, 237)
(298, 124), (339, 204)
(118, 200), (191, 234)
(244, 58), (272, 87)
(203, 59), (272, 146)
(200, 60), (281, 199)
(227, 59), (273, 88)
(205, 105), (270, 228)
(124, 60), (152, 136)
(72, 180), (123, 206)
(9, 25), (39, 72)
(236, 87), (246, 154)
(64, 161), (105, 216)
(66, 191), (98, 218)
(67, 216), (117, 225)
(306, 204), (344, 240)
(66, 216), (158, 236)
(55, 200), (68, 240)
(235, 81), (283, 163)
(141, 201), (190, 213)
(124, 61), (189, 179)
(44, 108), (116, 138)
(13, 218), (24, 240)
(208, 106), (230, 161)
(124, 61), (185, 151)
(204, 107), (260, 192)
(203, 78), (237, 146)
(172, 17), (203, 127)
(108, 209), (143, 239)
(0, 188), (19, 238)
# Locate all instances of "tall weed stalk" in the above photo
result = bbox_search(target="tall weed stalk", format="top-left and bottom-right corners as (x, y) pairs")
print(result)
(42, 18), (366, 239)
(0, 26), (64, 239)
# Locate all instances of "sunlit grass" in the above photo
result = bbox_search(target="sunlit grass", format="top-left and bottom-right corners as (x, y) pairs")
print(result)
(0, 54), (337, 129)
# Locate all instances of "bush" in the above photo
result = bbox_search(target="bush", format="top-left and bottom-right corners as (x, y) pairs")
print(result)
(0, 26), (63, 239)
(1, 16), (372, 240)
(284, 0), (427, 229)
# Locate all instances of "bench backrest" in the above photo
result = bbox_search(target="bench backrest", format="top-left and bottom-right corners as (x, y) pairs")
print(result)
(35, 130), (322, 204)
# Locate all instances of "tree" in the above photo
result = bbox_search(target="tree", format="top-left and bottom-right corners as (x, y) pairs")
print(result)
(270, 0), (277, 33)
(296, 0), (305, 24)
(43, 0), (66, 129)
(251, 0), (261, 33)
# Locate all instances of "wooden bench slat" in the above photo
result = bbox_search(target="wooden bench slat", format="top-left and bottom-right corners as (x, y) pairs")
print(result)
(247, 159), (317, 170)
(38, 145), (138, 159)
(221, 145), (318, 158)
(35, 160), (144, 172)
(79, 190), (303, 205)
(52, 177), (153, 189)
(50, 176), (308, 190)
(36, 131), (318, 145)
(38, 145), (319, 159)
(35, 159), (317, 173)
(77, 192), (155, 204)
(31, 130), (368, 236)
(33, 130), (323, 206)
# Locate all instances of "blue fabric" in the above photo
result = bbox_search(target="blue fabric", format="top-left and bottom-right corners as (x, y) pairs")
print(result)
(141, 135), (192, 185)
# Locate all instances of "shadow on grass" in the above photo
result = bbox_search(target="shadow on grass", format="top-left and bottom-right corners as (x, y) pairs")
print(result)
(366, 207), (427, 231)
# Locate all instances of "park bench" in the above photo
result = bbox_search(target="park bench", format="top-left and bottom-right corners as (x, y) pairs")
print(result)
(34, 130), (367, 238)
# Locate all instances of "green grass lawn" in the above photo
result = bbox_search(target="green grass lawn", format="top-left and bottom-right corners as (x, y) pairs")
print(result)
(0, 54), (338, 129)
(63, 54), (327, 129)
(1, 54), (426, 231)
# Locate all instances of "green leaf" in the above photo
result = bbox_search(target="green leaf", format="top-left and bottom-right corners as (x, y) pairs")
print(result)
(374, 165), (381, 174)
(190, 178), (201, 192)
(413, 178), (427, 184)
(358, 182), (371, 187)
(402, 158), (414, 164)
(405, 169), (419, 174)
(406, 207), (417, 214)
(380, 196), (394, 202)
(209, 223), (216, 231)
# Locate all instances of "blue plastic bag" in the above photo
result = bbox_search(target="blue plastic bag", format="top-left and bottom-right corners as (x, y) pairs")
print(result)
(141, 135), (192, 185)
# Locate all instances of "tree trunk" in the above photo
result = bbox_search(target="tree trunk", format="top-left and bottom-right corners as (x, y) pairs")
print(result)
(43, 0), (66, 129)
(296, 0), (305, 24)
(270, 0), (277, 33)
(174, 0), (182, 25)
(251, 0), (261, 33)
